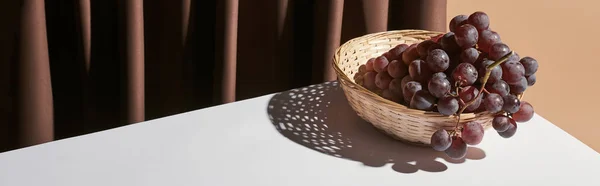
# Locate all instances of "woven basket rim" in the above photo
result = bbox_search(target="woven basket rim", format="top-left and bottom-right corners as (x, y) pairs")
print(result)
(332, 29), (504, 119)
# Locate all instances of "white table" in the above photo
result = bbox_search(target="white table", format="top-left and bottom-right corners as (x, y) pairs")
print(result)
(0, 81), (599, 186)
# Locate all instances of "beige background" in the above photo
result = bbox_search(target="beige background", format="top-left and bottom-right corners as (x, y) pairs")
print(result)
(447, 0), (600, 152)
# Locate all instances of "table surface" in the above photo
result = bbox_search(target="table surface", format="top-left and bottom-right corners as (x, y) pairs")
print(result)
(0, 81), (599, 186)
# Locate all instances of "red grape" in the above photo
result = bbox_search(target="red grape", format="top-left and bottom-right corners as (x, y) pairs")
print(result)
(427, 49), (450, 72)
(417, 40), (436, 58)
(375, 72), (393, 89)
(438, 96), (459, 115)
(409, 59), (433, 82)
(462, 121), (484, 145)
(373, 56), (389, 73)
(459, 86), (482, 112)
(455, 24), (479, 49)
(431, 34), (444, 43)
(365, 58), (375, 72)
(498, 119), (517, 138)
(403, 81), (422, 103)
(431, 129), (452, 151)
(509, 77), (527, 94)
(449, 15), (468, 32)
(440, 32), (461, 54)
(387, 44), (409, 61)
(486, 80), (510, 97)
(489, 43), (510, 60)
(402, 44), (420, 65)
(502, 94), (520, 113)
(501, 60), (526, 84)
(410, 90), (437, 111)
(526, 74), (536, 86)
(477, 30), (501, 53)
(444, 136), (467, 159)
(387, 60), (408, 78)
(363, 72), (377, 90)
(382, 89), (401, 103)
(452, 63), (478, 86)
(428, 75), (451, 98)
(492, 115), (511, 132)
(460, 48), (479, 64)
(519, 56), (539, 76)
(388, 79), (405, 103)
(467, 11), (490, 31)
(513, 101), (534, 122)
(479, 59), (503, 83)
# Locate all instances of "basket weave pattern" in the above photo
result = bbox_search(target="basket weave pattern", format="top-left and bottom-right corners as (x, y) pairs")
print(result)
(332, 30), (494, 146)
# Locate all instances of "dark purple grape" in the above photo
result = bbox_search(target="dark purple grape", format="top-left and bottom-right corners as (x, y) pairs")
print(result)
(363, 72), (377, 90)
(403, 81), (422, 104)
(428, 75), (451, 98)
(498, 119), (517, 138)
(417, 40), (436, 58)
(455, 24), (479, 49)
(445, 136), (467, 159)
(410, 90), (437, 111)
(431, 129), (452, 151)
(409, 59), (433, 82)
(431, 72), (447, 79)
(519, 57), (539, 76)
(459, 86), (482, 112)
(486, 80), (510, 97)
(365, 58), (375, 72)
(427, 49), (450, 72)
(452, 63), (478, 86)
(375, 72), (393, 89)
(449, 14), (468, 32)
(467, 11), (490, 31)
(440, 32), (460, 54)
(387, 60), (408, 78)
(427, 42), (443, 54)
(401, 75), (413, 90)
(373, 56), (389, 73)
(501, 60), (526, 84)
(437, 96), (459, 115)
(489, 43), (510, 60)
(509, 77), (527, 94)
(462, 121), (484, 145)
(502, 94), (520, 113)
(508, 51), (520, 62)
(526, 74), (536, 86)
(388, 79), (404, 103)
(513, 101), (534, 122)
(484, 93), (504, 113)
(492, 115), (511, 132)
(402, 44), (420, 65)
(460, 48), (479, 64)
(387, 44), (409, 61)
(477, 30), (501, 53)
(479, 59), (503, 83)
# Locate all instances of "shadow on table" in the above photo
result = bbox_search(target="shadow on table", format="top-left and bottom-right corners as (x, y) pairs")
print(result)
(266, 81), (486, 174)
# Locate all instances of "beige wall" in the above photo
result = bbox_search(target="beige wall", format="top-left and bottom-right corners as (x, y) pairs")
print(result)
(448, 0), (600, 152)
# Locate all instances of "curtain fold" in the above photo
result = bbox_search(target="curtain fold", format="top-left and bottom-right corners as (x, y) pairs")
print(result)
(0, 0), (447, 152)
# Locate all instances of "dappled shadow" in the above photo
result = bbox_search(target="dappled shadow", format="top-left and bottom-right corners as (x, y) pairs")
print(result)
(267, 81), (486, 174)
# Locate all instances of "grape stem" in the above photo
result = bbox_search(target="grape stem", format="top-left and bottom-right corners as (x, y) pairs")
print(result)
(453, 51), (515, 130)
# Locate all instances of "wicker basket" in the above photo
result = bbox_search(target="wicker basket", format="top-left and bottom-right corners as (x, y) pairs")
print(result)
(332, 30), (495, 146)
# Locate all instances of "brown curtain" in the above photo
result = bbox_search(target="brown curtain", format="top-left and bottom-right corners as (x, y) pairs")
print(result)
(0, 0), (446, 152)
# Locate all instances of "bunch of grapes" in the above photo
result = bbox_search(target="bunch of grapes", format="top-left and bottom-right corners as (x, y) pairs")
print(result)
(354, 11), (539, 160)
